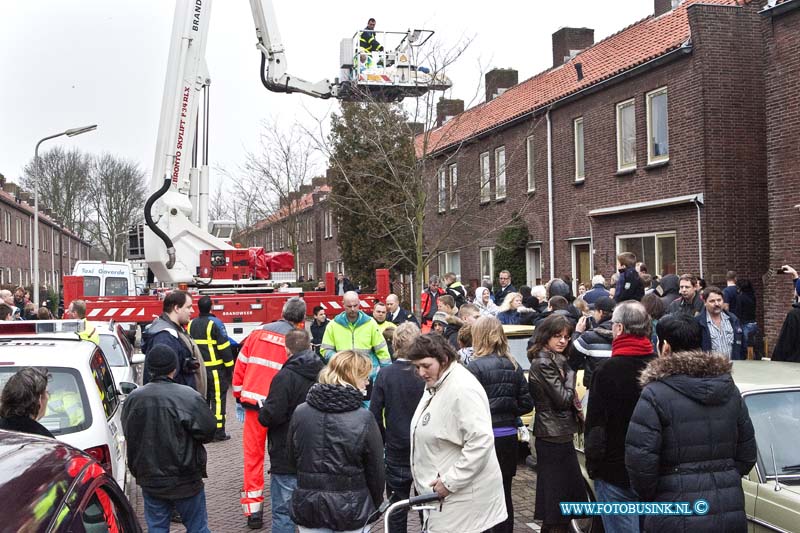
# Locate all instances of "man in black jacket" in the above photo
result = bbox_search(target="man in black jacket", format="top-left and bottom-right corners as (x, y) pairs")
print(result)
(258, 329), (324, 533)
(122, 345), (216, 532)
(584, 301), (655, 533)
(386, 294), (419, 327)
(369, 322), (424, 533)
(309, 306), (329, 357)
(569, 296), (616, 389)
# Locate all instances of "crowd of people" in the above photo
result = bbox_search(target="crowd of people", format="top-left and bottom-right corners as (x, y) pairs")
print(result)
(5, 252), (800, 533)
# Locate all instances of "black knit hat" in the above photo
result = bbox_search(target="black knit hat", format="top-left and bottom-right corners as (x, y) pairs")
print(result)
(594, 296), (616, 314)
(147, 345), (178, 377)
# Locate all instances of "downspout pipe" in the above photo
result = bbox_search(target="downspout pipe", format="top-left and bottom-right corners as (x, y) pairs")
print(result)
(694, 194), (704, 279)
(546, 108), (554, 280)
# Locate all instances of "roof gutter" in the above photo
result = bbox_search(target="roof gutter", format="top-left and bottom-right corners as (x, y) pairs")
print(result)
(760, 0), (800, 17)
(429, 42), (693, 157)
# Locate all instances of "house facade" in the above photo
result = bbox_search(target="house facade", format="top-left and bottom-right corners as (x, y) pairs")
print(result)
(0, 174), (92, 291)
(421, 0), (790, 340)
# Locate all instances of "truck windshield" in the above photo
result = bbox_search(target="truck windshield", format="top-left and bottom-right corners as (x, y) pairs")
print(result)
(104, 277), (129, 296)
(83, 276), (101, 297)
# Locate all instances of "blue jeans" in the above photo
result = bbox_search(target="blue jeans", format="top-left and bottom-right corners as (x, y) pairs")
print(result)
(143, 489), (210, 533)
(385, 454), (414, 533)
(271, 473), (298, 533)
(593, 479), (641, 533)
(298, 528), (361, 533)
(742, 321), (760, 359)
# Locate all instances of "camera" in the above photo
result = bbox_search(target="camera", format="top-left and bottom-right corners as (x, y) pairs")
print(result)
(777, 266), (790, 274)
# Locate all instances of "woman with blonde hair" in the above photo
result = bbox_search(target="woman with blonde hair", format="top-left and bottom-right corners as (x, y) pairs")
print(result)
(467, 317), (533, 532)
(496, 292), (534, 325)
(287, 350), (385, 533)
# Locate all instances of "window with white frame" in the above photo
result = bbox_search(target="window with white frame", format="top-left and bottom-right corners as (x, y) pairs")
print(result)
(437, 251), (461, 278)
(43, 227), (48, 252)
(18, 269), (23, 285)
(616, 99), (636, 171)
(307, 217), (313, 242)
(325, 261), (334, 274)
(495, 147), (506, 200)
(574, 117), (585, 181)
(526, 245), (542, 286)
(3, 212), (10, 242)
(616, 231), (677, 277)
(479, 247), (494, 281)
(336, 261), (344, 274)
(526, 135), (535, 192)
(646, 87), (669, 164)
(15, 218), (21, 245)
(480, 152), (491, 203)
(449, 163), (458, 210)
(438, 167), (446, 213)
(307, 263), (314, 280)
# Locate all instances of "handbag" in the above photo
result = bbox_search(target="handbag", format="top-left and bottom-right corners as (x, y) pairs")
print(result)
(517, 424), (531, 443)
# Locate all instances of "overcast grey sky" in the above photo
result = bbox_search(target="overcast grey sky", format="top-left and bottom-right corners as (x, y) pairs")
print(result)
(0, 0), (652, 192)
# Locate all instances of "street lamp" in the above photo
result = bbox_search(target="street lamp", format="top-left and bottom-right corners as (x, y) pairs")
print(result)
(33, 124), (97, 307)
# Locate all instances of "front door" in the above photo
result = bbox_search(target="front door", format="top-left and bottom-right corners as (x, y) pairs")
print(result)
(571, 242), (592, 295)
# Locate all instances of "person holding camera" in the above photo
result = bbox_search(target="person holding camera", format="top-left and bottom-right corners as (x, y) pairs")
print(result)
(569, 296), (616, 390)
(771, 265), (800, 362)
(142, 290), (207, 398)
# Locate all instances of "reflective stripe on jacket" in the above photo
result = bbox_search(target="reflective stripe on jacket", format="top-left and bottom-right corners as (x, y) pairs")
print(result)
(232, 320), (297, 408)
(188, 315), (234, 369)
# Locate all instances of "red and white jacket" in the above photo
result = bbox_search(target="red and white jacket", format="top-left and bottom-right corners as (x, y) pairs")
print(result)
(232, 319), (300, 408)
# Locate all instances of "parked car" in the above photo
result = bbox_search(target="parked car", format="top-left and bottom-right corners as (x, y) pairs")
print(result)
(0, 429), (141, 532)
(94, 321), (145, 388)
(572, 360), (800, 533)
(0, 320), (131, 491)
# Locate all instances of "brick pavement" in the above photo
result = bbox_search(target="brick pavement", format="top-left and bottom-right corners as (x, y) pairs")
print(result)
(133, 392), (542, 532)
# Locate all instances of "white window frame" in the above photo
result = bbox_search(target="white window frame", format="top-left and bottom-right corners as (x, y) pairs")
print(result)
(325, 260), (334, 274)
(438, 251), (461, 278)
(15, 218), (22, 245)
(574, 117), (585, 182)
(525, 245), (542, 287)
(495, 147), (506, 200)
(3, 212), (10, 242)
(646, 87), (669, 165)
(479, 247), (495, 281)
(616, 231), (677, 278)
(448, 163), (458, 210)
(616, 99), (636, 171)
(526, 135), (535, 192)
(479, 152), (491, 204)
(437, 167), (446, 213)
(307, 263), (314, 280)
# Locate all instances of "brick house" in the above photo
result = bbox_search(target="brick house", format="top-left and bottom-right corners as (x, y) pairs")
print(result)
(0, 174), (92, 291)
(762, 0), (800, 342)
(236, 177), (344, 281)
(421, 0), (779, 334)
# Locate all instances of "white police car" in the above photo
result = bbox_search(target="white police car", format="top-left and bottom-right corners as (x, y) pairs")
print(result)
(94, 321), (145, 388)
(0, 320), (129, 491)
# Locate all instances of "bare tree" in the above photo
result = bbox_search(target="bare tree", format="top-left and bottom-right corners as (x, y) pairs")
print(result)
(235, 119), (319, 270)
(207, 180), (233, 222)
(86, 154), (147, 261)
(22, 146), (93, 239)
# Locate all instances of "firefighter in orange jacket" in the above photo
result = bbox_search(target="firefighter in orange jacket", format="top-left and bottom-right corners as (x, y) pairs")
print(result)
(419, 275), (446, 332)
(232, 297), (306, 530)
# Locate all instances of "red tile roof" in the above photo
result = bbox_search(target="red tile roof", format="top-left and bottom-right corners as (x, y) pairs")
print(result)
(418, 0), (748, 156)
(244, 184), (331, 234)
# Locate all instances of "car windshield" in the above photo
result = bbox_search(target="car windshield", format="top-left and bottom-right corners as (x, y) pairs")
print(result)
(0, 367), (91, 436)
(507, 336), (531, 371)
(744, 390), (800, 477)
(98, 334), (127, 367)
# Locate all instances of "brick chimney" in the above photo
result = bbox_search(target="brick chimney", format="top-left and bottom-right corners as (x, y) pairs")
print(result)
(436, 98), (464, 127)
(299, 184), (313, 196)
(654, 0), (681, 16)
(485, 68), (518, 102)
(552, 27), (594, 67)
(311, 176), (326, 188)
(18, 191), (31, 203)
(3, 182), (19, 196)
(407, 122), (425, 135)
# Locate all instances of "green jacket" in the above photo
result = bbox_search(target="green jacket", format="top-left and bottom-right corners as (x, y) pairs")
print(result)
(321, 310), (391, 376)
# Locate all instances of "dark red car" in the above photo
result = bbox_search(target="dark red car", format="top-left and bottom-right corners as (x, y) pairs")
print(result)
(0, 429), (141, 532)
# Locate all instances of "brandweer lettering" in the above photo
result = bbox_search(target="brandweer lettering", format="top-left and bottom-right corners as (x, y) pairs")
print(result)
(192, 0), (202, 31)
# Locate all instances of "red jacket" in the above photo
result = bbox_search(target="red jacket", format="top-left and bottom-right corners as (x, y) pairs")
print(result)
(420, 287), (445, 324)
(232, 319), (299, 408)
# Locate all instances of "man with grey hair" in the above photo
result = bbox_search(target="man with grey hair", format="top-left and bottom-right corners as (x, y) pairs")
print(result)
(233, 296), (306, 529)
(584, 301), (655, 533)
(385, 293), (419, 327)
(0, 290), (20, 320)
(583, 275), (610, 307)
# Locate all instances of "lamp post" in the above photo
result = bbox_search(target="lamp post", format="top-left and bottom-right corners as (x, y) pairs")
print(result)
(33, 124), (97, 307)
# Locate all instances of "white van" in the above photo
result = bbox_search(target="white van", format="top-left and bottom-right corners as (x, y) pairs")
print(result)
(72, 261), (136, 297)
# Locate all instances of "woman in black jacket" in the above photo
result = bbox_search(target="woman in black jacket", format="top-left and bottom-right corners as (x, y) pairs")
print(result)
(468, 316), (533, 533)
(287, 349), (385, 532)
(528, 315), (586, 533)
(625, 350), (756, 533)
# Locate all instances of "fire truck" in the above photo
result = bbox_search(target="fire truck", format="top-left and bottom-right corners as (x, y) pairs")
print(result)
(64, 0), (449, 340)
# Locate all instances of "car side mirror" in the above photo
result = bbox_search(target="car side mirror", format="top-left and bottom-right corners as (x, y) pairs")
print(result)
(119, 381), (138, 395)
(131, 353), (146, 365)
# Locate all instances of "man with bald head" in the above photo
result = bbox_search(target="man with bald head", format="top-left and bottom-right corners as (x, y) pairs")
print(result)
(321, 291), (391, 396)
(385, 293), (419, 327)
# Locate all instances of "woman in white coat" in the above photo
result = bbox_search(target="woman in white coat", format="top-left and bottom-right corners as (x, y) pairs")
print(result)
(408, 333), (507, 533)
